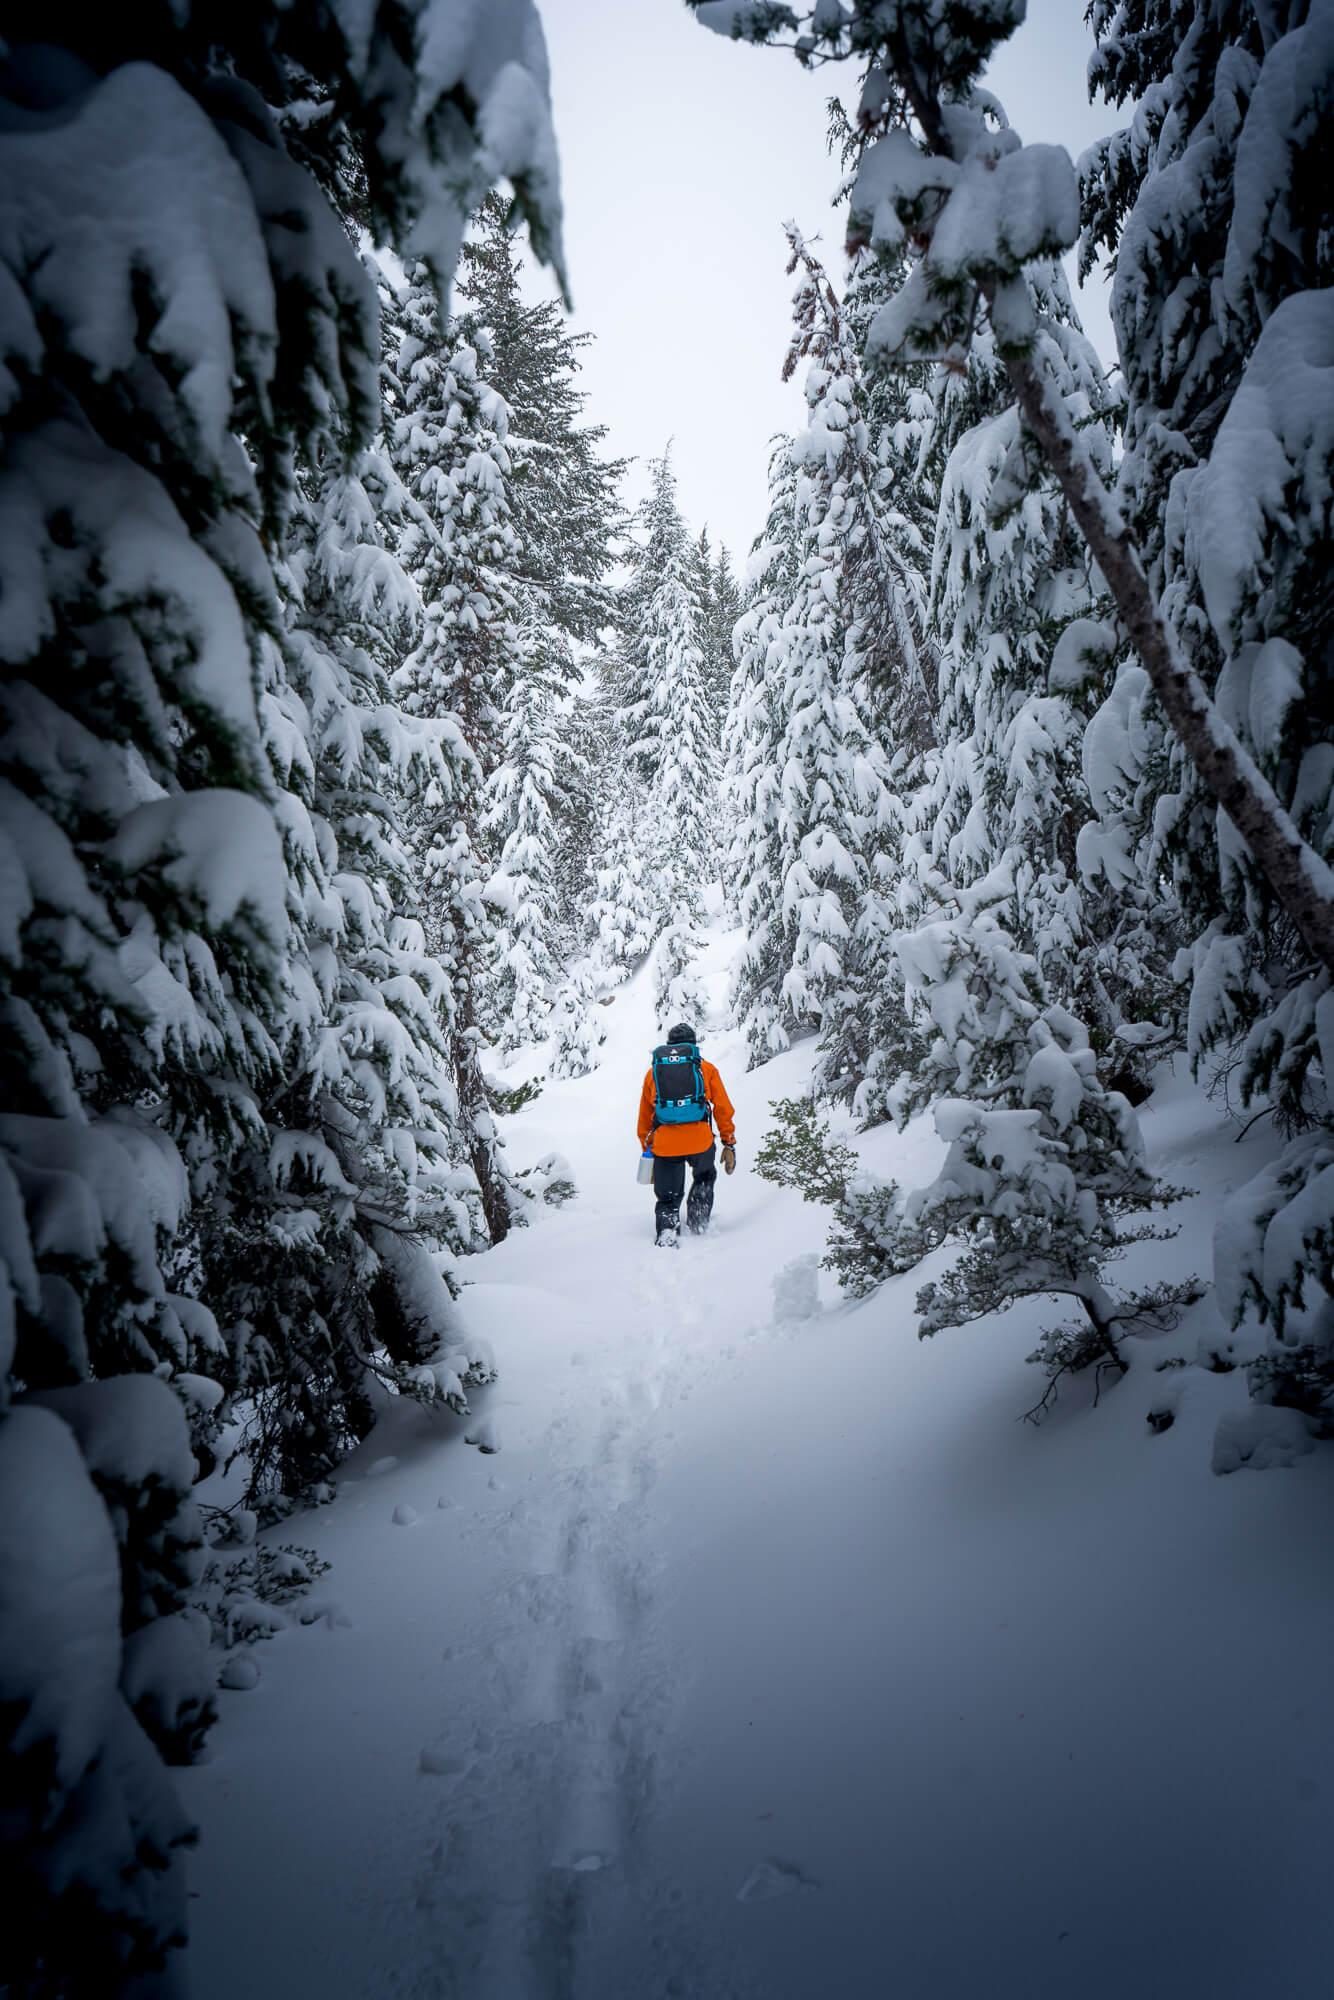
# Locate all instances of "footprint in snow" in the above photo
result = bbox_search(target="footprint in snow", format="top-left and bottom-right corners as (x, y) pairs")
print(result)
(550, 1840), (615, 1875)
(735, 1859), (818, 1905)
(465, 1418), (499, 1454)
(418, 1748), (467, 1779)
(366, 1455), (400, 1477)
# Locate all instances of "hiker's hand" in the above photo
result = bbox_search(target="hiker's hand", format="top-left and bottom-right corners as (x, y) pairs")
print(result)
(722, 1145), (736, 1176)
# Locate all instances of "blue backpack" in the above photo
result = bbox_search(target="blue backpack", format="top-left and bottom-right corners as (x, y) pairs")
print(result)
(651, 1041), (708, 1125)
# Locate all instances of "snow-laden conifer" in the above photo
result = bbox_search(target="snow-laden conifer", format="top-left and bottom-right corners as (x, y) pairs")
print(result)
(608, 449), (719, 954)
(836, 111), (1139, 1120)
(778, 181), (944, 1118)
(551, 688), (615, 964)
(586, 763), (660, 984)
(650, 921), (712, 1037)
(761, 886), (1195, 1392)
(0, 5), (563, 1985)
(0, 50), (351, 1993)
(453, 195), (623, 1057)
(698, 0), (1334, 965)
(773, 229), (901, 1100)
(632, 575), (719, 927)
(457, 191), (625, 649)
(547, 964), (610, 1079)
(1079, 0), (1334, 1416)
(703, 14), (1184, 1384)
(204, 439), (495, 1507)
(884, 900), (1195, 1388)
(835, 137), (942, 753)
(390, 280), (525, 1246)
(482, 619), (581, 1049)
(920, 277), (1124, 1022)
(725, 437), (801, 1062)
(694, 530), (744, 743)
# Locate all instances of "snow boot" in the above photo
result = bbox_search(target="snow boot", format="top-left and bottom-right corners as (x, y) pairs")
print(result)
(686, 1183), (714, 1236)
(655, 1210), (681, 1249)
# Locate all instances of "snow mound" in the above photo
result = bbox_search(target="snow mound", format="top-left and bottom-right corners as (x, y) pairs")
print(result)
(773, 1253), (821, 1324)
(735, 1857), (818, 1904)
(1211, 1406), (1316, 1475)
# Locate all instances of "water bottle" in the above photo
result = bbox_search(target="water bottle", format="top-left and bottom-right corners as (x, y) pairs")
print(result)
(637, 1148), (654, 1185)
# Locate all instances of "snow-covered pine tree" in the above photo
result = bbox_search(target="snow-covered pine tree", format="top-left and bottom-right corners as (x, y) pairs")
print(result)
(810, 196), (966, 1120)
(1079, 0), (1334, 1419)
(547, 961), (609, 1078)
(634, 586), (719, 930)
(692, 528), (718, 727)
(610, 449), (719, 945)
(202, 437), (495, 1508)
(586, 758), (661, 983)
(692, 528), (743, 745)
(456, 189), (625, 650)
(754, 885), (1197, 1392)
(699, 0), (1328, 1423)
(817, 112), (956, 1125)
(817, 160), (941, 781)
(710, 545), (744, 689)
(697, 14), (1185, 1385)
(886, 900), (1196, 1394)
(773, 228), (900, 1101)
(482, 616), (581, 1049)
(0, 51), (357, 2000)
(452, 194), (624, 1058)
(725, 436), (802, 1062)
(390, 276), (527, 1247)
(920, 270), (1126, 1025)
(692, 0), (1334, 987)
(838, 94), (1144, 1122)
(1, 6), (563, 1988)
(550, 682), (614, 964)
(514, 670), (622, 1072)
(835, 117), (942, 760)
(650, 919), (712, 1037)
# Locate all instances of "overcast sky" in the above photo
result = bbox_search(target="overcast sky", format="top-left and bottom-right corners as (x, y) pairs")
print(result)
(533, 0), (1122, 569)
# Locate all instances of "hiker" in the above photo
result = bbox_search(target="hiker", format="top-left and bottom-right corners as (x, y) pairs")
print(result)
(637, 1022), (736, 1246)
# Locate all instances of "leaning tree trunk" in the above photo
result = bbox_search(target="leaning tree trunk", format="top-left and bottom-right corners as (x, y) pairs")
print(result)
(454, 986), (512, 1247)
(882, 41), (1334, 982)
(995, 341), (1334, 979)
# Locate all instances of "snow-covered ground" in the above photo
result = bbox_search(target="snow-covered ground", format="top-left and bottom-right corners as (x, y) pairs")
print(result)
(182, 928), (1334, 2000)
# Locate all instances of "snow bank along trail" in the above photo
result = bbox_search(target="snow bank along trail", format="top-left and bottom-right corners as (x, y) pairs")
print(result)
(181, 931), (821, 1999)
(183, 931), (1334, 1999)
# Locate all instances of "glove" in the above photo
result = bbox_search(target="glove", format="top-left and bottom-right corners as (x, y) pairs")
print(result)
(722, 1145), (737, 1176)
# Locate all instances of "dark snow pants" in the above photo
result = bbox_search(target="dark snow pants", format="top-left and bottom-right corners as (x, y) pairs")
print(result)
(652, 1145), (716, 1237)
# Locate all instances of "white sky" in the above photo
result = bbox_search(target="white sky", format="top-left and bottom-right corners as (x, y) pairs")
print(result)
(533, 0), (1122, 568)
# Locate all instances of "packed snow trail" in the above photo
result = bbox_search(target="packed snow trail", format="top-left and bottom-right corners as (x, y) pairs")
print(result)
(184, 929), (1334, 1999)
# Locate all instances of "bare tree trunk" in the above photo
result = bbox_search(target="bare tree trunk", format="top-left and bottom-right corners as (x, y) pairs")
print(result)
(456, 1003), (512, 1247)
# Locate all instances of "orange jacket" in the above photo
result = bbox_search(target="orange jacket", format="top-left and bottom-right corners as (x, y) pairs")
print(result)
(638, 1057), (736, 1157)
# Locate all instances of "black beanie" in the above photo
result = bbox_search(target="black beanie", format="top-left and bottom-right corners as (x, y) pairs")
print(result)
(667, 1022), (697, 1044)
